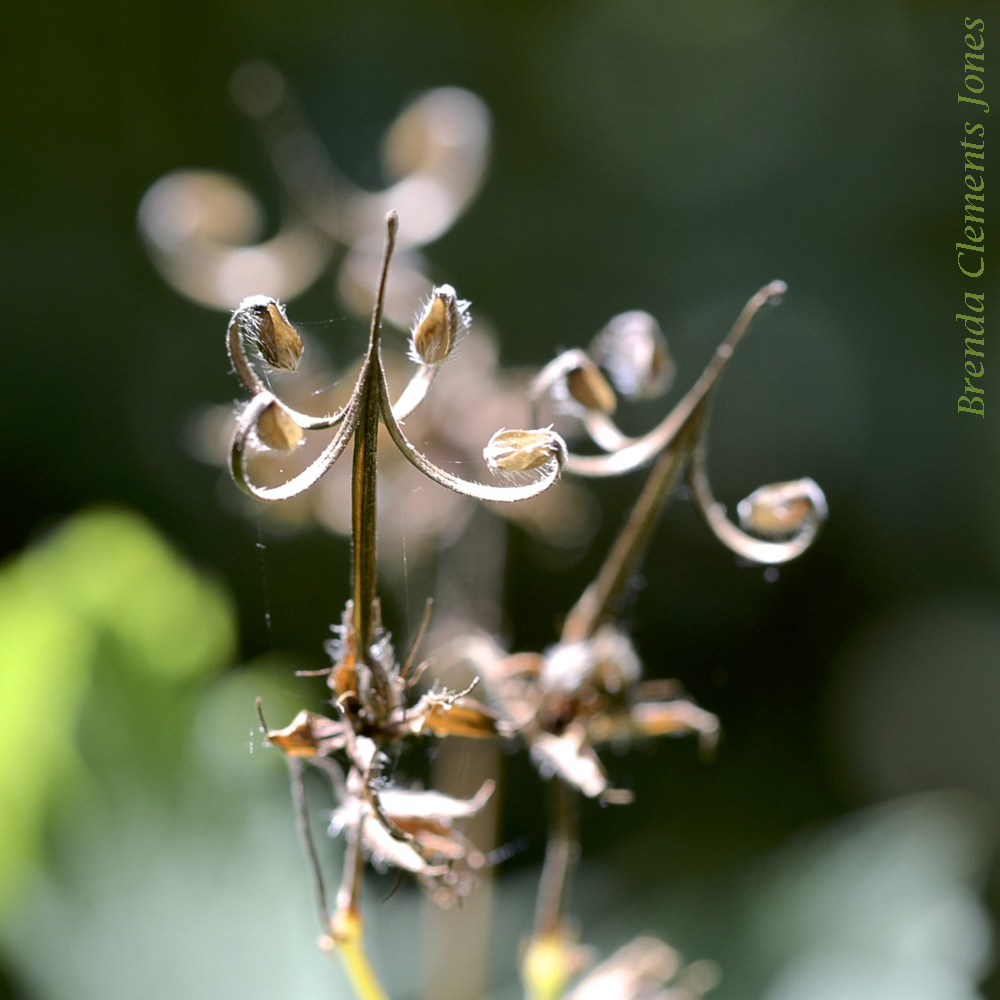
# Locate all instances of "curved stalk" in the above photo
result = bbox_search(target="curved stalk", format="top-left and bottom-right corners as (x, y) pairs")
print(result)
(377, 369), (566, 502)
(565, 281), (788, 478)
(230, 385), (366, 500)
(561, 419), (699, 644)
(687, 445), (827, 564)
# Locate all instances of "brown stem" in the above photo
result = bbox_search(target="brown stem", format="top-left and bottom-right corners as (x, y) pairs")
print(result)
(337, 813), (367, 920)
(288, 757), (332, 931)
(351, 213), (398, 662)
(561, 420), (699, 644)
(533, 779), (579, 939)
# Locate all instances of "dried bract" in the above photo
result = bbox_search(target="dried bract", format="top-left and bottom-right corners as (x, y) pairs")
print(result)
(264, 709), (346, 757)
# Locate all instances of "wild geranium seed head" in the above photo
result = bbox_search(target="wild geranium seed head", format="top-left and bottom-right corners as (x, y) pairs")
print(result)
(214, 195), (825, 997)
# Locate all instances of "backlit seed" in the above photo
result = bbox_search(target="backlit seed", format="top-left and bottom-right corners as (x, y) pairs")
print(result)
(565, 356), (617, 414)
(737, 478), (828, 537)
(484, 427), (562, 473)
(256, 399), (304, 450)
(410, 284), (470, 365)
(245, 297), (303, 371)
(590, 310), (674, 399)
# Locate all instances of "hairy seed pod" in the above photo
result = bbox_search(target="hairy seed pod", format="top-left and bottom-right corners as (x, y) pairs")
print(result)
(255, 399), (304, 450)
(737, 478), (828, 537)
(565, 355), (617, 414)
(242, 296), (303, 371)
(484, 427), (563, 474)
(590, 310), (674, 399)
(409, 284), (470, 366)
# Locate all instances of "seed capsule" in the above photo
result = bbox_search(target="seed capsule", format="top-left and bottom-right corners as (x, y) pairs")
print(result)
(409, 284), (470, 366)
(241, 295), (303, 371)
(737, 478), (828, 537)
(565, 354), (617, 414)
(590, 310), (674, 399)
(484, 427), (564, 474)
(255, 399), (304, 451)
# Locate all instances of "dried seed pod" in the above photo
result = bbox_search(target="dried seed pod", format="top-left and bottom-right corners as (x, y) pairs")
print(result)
(530, 349), (617, 416)
(484, 427), (565, 474)
(590, 310), (674, 399)
(736, 477), (828, 538)
(409, 283), (470, 366)
(565, 358), (617, 415)
(242, 295), (304, 371)
(255, 399), (304, 450)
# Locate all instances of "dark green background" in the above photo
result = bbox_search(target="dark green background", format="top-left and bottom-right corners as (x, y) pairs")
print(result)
(2, 2), (997, 998)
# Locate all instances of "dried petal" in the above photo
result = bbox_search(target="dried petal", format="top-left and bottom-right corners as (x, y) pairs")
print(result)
(736, 477), (828, 538)
(409, 283), (470, 365)
(255, 399), (304, 450)
(334, 799), (451, 877)
(531, 729), (619, 800)
(330, 778), (494, 891)
(412, 695), (501, 738)
(587, 701), (719, 748)
(379, 779), (495, 824)
(484, 427), (565, 474)
(590, 310), (674, 399)
(266, 709), (346, 757)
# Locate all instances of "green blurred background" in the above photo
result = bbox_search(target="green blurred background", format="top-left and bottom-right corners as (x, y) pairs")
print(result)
(2, 1), (997, 998)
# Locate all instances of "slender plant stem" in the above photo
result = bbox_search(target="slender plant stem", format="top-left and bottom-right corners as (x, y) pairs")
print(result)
(561, 420), (699, 644)
(335, 815), (366, 927)
(523, 780), (580, 1000)
(288, 757), (332, 931)
(336, 928), (391, 1000)
(351, 213), (398, 660)
(325, 817), (392, 1000)
(533, 779), (579, 939)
